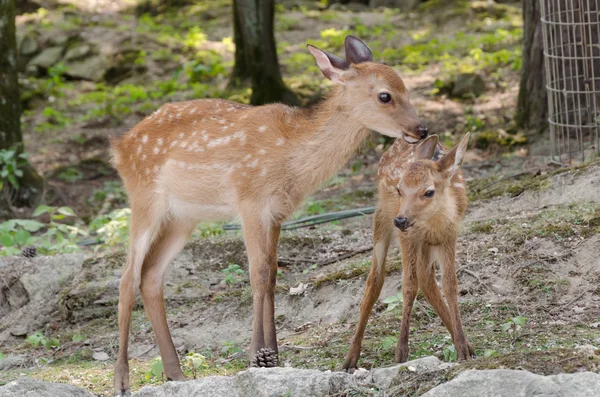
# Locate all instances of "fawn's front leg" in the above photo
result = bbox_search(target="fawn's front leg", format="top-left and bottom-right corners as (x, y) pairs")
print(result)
(395, 240), (419, 363)
(440, 243), (474, 360)
(343, 206), (393, 370)
(240, 209), (281, 367)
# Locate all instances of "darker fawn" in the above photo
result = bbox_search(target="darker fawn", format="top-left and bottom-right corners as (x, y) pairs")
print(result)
(110, 35), (428, 396)
(343, 132), (474, 370)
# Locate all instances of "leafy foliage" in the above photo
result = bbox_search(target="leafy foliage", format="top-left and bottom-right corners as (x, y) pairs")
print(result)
(89, 208), (131, 250)
(0, 149), (29, 189)
(382, 292), (403, 312)
(221, 264), (245, 286)
(26, 331), (60, 349)
(0, 205), (86, 256)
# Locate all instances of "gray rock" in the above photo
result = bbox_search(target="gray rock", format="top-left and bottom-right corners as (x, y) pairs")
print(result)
(133, 367), (352, 397)
(234, 367), (350, 397)
(0, 355), (28, 371)
(20, 35), (39, 57)
(0, 254), (85, 344)
(28, 47), (63, 69)
(0, 378), (95, 397)
(64, 54), (108, 81)
(451, 73), (486, 98)
(63, 44), (92, 62)
(134, 377), (235, 397)
(422, 369), (600, 397)
(371, 356), (454, 389)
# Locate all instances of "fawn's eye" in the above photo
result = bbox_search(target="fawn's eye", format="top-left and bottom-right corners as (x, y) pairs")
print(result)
(378, 92), (392, 104)
(424, 190), (435, 198)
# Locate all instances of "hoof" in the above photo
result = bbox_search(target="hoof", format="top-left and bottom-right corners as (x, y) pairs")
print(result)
(251, 347), (279, 368)
(114, 390), (131, 397)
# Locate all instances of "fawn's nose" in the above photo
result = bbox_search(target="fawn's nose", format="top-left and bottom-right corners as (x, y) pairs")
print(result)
(394, 216), (410, 231)
(418, 125), (428, 139)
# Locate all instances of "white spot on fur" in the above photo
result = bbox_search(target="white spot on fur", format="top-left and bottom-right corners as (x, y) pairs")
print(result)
(258, 149), (266, 155)
(207, 136), (231, 148)
(233, 130), (246, 144)
(246, 159), (259, 168)
(276, 138), (285, 146)
(258, 125), (267, 132)
(137, 146), (142, 154)
(178, 133), (185, 139)
(157, 138), (163, 146)
(142, 135), (148, 144)
(243, 154), (252, 162)
(153, 147), (159, 154)
(180, 141), (188, 148)
(260, 168), (267, 177)
(170, 140), (178, 148)
(142, 154), (147, 160)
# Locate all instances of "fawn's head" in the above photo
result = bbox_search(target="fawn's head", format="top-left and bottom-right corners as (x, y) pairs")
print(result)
(392, 133), (470, 232)
(308, 36), (427, 143)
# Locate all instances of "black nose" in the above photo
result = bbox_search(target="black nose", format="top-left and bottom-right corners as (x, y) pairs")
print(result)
(418, 125), (428, 139)
(394, 216), (409, 230)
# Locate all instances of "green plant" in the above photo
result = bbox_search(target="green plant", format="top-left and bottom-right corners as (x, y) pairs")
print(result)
(26, 331), (60, 349)
(0, 148), (29, 189)
(36, 107), (73, 132)
(302, 263), (318, 275)
(222, 264), (245, 286)
(0, 205), (86, 256)
(57, 167), (84, 183)
(378, 336), (397, 352)
(71, 334), (87, 343)
(382, 292), (403, 312)
(0, 352), (5, 360)
(185, 352), (208, 378)
(221, 341), (243, 358)
(186, 51), (225, 82)
(501, 315), (528, 336)
(89, 207), (131, 249)
(443, 344), (458, 362)
(146, 357), (164, 380)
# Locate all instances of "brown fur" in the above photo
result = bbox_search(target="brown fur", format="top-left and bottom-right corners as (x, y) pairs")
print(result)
(343, 133), (474, 370)
(110, 41), (427, 395)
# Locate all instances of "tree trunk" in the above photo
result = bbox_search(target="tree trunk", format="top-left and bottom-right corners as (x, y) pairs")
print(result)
(233, 0), (299, 106)
(0, 0), (43, 209)
(515, 0), (547, 133)
(229, 0), (251, 87)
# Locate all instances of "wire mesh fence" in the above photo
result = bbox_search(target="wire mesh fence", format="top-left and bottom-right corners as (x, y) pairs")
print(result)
(540, 0), (600, 164)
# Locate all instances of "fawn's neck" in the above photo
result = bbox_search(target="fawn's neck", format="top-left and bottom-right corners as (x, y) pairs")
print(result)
(288, 89), (370, 195)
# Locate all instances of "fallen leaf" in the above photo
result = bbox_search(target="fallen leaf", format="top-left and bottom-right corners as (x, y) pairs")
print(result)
(290, 283), (308, 296)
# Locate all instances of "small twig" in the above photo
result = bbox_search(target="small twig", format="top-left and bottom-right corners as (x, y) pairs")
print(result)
(551, 288), (591, 313)
(314, 246), (373, 266)
(279, 345), (320, 352)
(511, 332), (532, 346)
(457, 267), (490, 291)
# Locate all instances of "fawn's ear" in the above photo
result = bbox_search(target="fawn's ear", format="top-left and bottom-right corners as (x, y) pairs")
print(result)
(413, 135), (439, 160)
(345, 35), (373, 64)
(308, 45), (350, 84)
(439, 132), (470, 176)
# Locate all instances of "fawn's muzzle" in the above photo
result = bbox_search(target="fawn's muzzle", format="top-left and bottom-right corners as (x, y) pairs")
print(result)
(394, 216), (410, 231)
(418, 125), (428, 139)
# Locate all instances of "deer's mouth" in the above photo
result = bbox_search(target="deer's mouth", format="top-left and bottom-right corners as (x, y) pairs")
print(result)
(402, 134), (421, 144)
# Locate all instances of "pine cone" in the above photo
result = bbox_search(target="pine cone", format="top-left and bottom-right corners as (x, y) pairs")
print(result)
(251, 347), (278, 368)
(21, 246), (37, 258)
